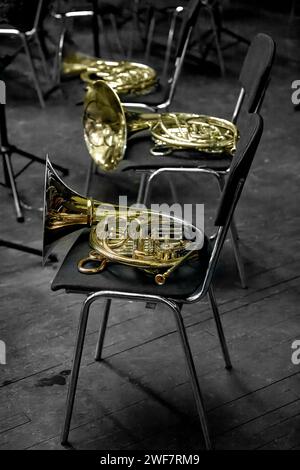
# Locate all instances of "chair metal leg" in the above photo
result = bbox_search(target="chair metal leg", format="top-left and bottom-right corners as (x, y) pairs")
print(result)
(171, 303), (212, 450)
(229, 224), (247, 288)
(61, 297), (91, 446)
(54, 19), (66, 84)
(217, 174), (246, 288)
(92, 0), (100, 57)
(207, 286), (232, 370)
(137, 172), (148, 204)
(144, 15), (156, 62)
(21, 35), (45, 108)
(34, 34), (50, 83)
(95, 299), (111, 361)
(109, 14), (125, 57)
(162, 9), (179, 80)
(3, 153), (24, 222)
(230, 216), (239, 241)
(85, 159), (96, 196)
(208, 7), (225, 76)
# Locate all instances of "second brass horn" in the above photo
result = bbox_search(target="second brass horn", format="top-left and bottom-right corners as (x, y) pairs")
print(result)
(43, 158), (203, 285)
(63, 53), (157, 96)
(83, 80), (239, 171)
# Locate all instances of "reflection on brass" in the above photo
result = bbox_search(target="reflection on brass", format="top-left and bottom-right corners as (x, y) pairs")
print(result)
(43, 159), (202, 285)
(83, 80), (127, 171)
(63, 53), (157, 95)
(83, 81), (239, 171)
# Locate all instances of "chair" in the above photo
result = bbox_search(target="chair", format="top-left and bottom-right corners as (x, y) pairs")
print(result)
(51, 113), (263, 449)
(140, 1), (187, 77)
(50, 1), (95, 87)
(0, 0), (49, 108)
(113, 33), (275, 288)
(122, 0), (203, 112)
(91, 0), (136, 60)
(198, 0), (250, 76)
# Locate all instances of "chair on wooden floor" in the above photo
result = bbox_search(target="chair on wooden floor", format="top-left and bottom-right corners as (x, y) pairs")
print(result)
(50, 113), (263, 449)
(0, 0), (50, 108)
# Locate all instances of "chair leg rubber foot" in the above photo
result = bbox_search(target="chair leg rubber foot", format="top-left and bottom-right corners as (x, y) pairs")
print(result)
(94, 356), (104, 362)
(225, 364), (233, 371)
(61, 439), (70, 447)
(17, 216), (25, 223)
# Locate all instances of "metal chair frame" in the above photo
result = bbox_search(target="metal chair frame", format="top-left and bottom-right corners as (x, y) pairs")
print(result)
(0, 0), (50, 108)
(59, 111), (264, 448)
(60, 190), (240, 449)
(123, 26), (192, 114)
(51, 7), (94, 86)
(143, 4), (185, 80)
(123, 0), (202, 113)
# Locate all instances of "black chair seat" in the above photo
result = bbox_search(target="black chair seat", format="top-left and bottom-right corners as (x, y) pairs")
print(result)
(119, 134), (232, 171)
(121, 80), (169, 106)
(51, 230), (211, 299)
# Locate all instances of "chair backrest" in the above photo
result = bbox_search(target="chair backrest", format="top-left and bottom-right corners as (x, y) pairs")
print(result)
(189, 113), (263, 302)
(165, 0), (202, 107)
(215, 113), (263, 226)
(233, 33), (275, 122)
(175, 0), (202, 59)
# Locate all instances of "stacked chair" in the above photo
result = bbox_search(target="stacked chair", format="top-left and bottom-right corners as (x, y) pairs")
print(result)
(114, 33), (275, 288)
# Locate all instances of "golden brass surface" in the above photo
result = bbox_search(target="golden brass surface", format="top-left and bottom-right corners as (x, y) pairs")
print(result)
(83, 81), (239, 171)
(43, 159), (202, 284)
(83, 81), (127, 171)
(63, 53), (157, 95)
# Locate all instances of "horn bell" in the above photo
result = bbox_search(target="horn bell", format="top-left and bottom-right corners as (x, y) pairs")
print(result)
(43, 157), (94, 263)
(83, 80), (127, 171)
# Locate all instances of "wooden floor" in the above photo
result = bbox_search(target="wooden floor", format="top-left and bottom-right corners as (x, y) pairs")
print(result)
(0, 4), (300, 450)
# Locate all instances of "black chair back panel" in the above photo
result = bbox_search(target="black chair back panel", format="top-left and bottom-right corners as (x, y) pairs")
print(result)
(175, 0), (202, 59)
(0, 0), (41, 32)
(215, 113), (263, 226)
(239, 33), (276, 113)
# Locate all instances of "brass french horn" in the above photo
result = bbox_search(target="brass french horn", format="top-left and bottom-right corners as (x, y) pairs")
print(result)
(63, 53), (157, 96)
(83, 80), (239, 171)
(43, 158), (203, 285)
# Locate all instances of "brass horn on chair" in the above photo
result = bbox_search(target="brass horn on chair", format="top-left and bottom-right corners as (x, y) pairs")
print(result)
(43, 158), (203, 285)
(83, 80), (239, 171)
(62, 52), (158, 95)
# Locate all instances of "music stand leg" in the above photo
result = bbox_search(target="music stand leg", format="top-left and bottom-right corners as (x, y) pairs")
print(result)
(3, 152), (24, 222)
